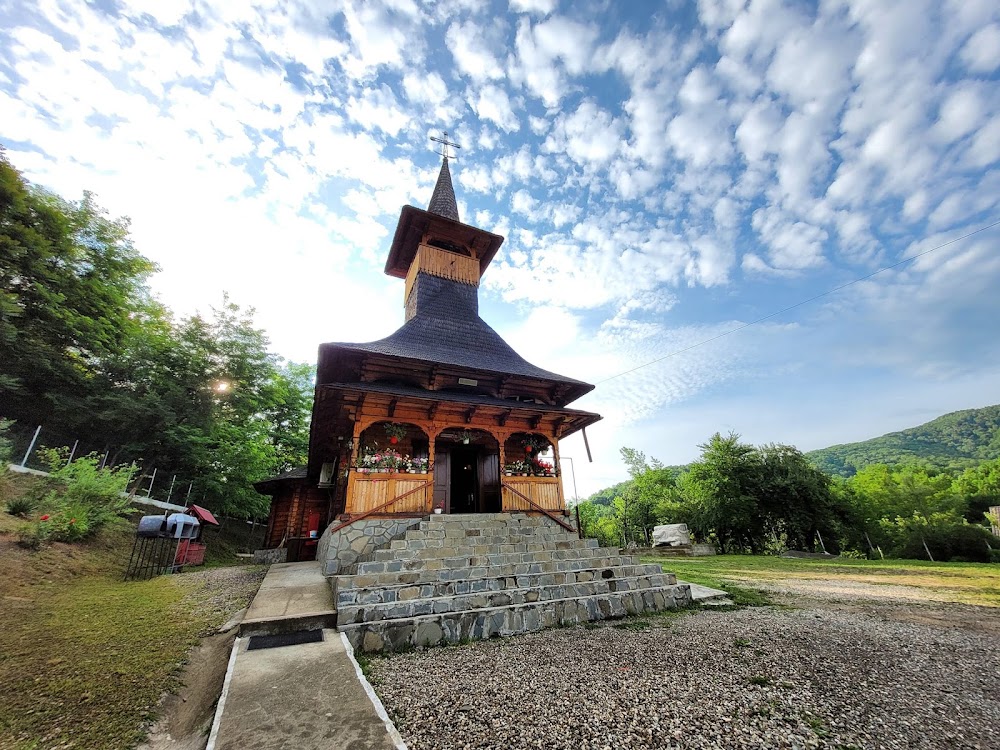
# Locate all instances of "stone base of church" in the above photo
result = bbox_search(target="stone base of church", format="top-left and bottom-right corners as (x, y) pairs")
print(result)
(330, 513), (690, 652)
(317, 516), (424, 576)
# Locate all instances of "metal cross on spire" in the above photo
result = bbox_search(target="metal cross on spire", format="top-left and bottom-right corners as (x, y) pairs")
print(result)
(430, 131), (461, 160)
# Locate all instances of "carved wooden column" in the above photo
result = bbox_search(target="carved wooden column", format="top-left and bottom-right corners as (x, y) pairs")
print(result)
(427, 429), (437, 513)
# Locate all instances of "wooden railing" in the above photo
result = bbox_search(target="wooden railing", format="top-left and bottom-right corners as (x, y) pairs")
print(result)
(348, 471), (433, 514)
(404, 244), (480, 301)
(501, 476), (562, 513)
(328, 478), (433, 536)
(500, 481), (575, 534)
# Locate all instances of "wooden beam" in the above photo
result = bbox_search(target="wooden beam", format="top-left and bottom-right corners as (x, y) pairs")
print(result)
(387, 398), (398, 418)
(582, 426), (593, 462)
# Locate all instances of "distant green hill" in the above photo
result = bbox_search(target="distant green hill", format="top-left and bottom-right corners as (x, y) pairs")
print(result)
(806, 405), (1000, 477)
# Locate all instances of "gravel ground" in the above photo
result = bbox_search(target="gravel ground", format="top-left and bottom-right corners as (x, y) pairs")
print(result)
(368, 607), (1000, 750)
(173, 565), (268, 631)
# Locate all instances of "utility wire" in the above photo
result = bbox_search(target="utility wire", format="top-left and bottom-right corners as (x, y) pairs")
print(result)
(596, 218), (1000, 385)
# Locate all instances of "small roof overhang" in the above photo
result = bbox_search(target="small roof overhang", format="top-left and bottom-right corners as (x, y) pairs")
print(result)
(320, 381), (602, 438)
(384, 205), (505, 279)
(186, 504), (220, 526)
(253, 467), (308, 495)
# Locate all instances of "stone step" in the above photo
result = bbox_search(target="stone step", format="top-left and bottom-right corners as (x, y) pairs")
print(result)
(401, 527), (583, 542)
(341, 584), (693, 653)
(354, 547), (631, 575)
(335, 563), (669, 594)
(337, 575), (678, 624)
(341, 557), (656, 587)
(378, 538), (599, 558)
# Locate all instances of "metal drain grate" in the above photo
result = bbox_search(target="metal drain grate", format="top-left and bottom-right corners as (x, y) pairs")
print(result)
(247, 629), (324, 650)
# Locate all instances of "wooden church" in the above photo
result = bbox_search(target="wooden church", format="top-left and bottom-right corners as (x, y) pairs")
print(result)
(256, 144), (601, 560)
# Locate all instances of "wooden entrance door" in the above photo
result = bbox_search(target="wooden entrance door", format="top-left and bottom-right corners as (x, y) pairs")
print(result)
(433, 451), (450, 512)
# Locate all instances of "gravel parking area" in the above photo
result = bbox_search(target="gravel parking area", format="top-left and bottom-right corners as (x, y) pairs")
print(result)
(369, 606), (1000, 749)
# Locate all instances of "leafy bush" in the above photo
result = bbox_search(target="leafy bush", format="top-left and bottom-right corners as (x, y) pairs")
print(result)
(881, 511), (995, 563)
(25, 450), (135, 544)
(0, 417), (13, 503)
(5, 496), (34, 517)
(0, 417), (13, 465)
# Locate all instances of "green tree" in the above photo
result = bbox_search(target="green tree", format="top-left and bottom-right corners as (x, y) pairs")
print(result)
(681, 432), (764, 553)
(0, 150), (313, 520)
(0, 149), (155, 433)
(618, 447), (684, 545)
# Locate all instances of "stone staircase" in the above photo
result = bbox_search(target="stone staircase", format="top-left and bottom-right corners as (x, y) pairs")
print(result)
(333, 513), (691, 652)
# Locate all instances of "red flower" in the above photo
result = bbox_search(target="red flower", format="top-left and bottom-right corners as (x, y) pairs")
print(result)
(40, 514), (50, 521)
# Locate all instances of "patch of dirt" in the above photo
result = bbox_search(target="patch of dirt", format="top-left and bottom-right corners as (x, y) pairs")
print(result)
(139, 629), (237, 750)
(757, 580), (1000, 636)
(139, 567), (266, 750)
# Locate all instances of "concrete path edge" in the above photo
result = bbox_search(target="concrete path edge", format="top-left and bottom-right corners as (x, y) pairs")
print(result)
(339, 632), (409, 750)
(205, 635), (241, 750)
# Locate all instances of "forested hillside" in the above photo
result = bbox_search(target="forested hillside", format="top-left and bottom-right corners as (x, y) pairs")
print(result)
(806, 406), (1000, 477)
(0, 148), (312, 518)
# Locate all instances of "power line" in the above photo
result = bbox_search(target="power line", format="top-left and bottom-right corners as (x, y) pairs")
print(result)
(596, 218), (1000, 385)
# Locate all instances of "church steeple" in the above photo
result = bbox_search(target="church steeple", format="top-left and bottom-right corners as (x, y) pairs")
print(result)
(427, 156), (459, 222)
(427, 132), (461, 222)
(383, 131), (504, 290)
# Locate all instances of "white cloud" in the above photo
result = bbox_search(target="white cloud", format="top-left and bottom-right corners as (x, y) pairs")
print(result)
(509, 15), (600, 107)
(468, 84), (521, 132)
(960, 23), (1000, 73)
(544, 99), (622, 167)
(345, 85), (411, 136)
(509, 0), (557, 15)
(446, 19), (505, 82)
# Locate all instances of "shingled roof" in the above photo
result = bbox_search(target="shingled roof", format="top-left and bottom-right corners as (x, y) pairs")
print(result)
(427, 157), (459, 221)
(320, 150), (595, 404)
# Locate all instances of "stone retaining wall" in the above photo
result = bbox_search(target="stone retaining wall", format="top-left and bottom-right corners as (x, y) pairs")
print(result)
(317, 517), (423, 576)
(252, 548), (288, 564)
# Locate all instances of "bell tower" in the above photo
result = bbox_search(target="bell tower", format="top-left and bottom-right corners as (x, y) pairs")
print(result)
(383, 134), (505, 322)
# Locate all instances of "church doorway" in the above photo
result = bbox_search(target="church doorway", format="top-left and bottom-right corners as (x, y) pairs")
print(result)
(432, 429), (500, 513)
(449, 447), (479, 513)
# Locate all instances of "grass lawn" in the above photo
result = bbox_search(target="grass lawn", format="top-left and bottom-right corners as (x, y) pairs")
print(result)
(0, 511), (255, 750)
(644, 554), (1000, 608)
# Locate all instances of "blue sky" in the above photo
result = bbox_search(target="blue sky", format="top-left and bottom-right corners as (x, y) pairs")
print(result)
(1, 0), (999, 496)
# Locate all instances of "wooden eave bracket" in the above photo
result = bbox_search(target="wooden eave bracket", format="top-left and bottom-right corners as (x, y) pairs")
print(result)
(498, 409), (511, 427)
(497, 375), (512, 398)
(464, 406), (478, 424)
(427, 402), (439, 420)
(387, 398), (398, 418)
(529, 414), (542, 430)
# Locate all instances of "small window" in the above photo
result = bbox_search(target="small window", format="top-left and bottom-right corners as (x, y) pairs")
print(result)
(428, 238), (472, 256)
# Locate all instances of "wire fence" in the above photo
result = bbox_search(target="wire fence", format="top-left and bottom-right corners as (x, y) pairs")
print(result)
(7, 422), (206, 509)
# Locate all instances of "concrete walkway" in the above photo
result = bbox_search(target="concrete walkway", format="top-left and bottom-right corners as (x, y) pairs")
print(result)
(239, 561), (338, 637)
(208, 629), (404, 750)
(209, 561), (406, 750)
